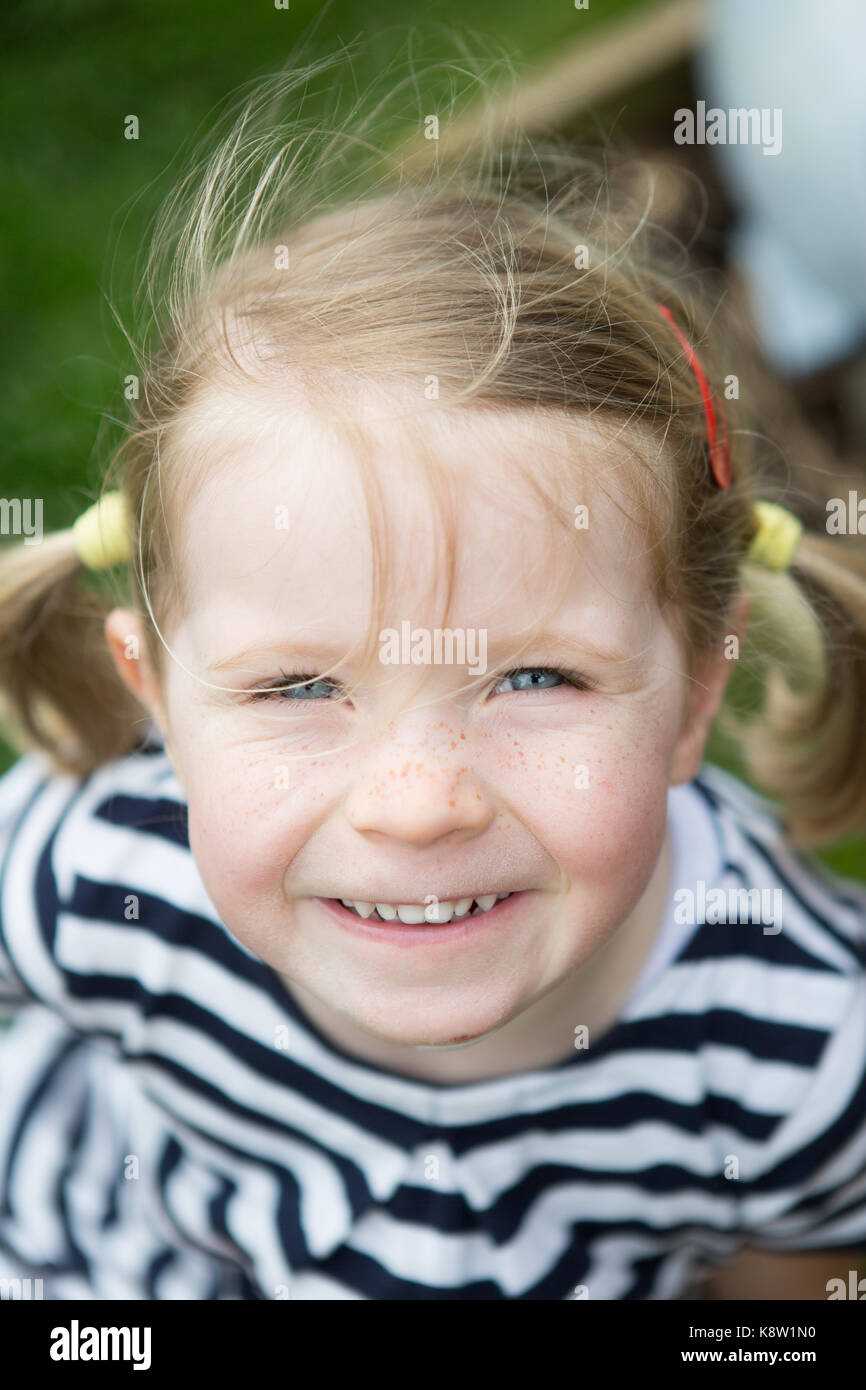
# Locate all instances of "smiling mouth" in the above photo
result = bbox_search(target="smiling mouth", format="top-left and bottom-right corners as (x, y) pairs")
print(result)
(336, 892), (513, 924)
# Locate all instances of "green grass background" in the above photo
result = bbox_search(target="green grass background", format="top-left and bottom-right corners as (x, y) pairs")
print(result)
(1, 0), (864, 883)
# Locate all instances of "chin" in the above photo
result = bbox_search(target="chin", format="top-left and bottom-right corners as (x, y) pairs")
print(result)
(339, 999), (508, 1051)
(413, 1032), (490, 1050)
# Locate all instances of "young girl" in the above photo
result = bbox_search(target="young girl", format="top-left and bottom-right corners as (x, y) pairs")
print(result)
(1, 61), (866, 1302)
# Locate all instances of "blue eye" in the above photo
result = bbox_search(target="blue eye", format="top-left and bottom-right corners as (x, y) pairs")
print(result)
(248, 664), (596, 705)
(249, 673), (343, 702)
(494, 666), (596, 694)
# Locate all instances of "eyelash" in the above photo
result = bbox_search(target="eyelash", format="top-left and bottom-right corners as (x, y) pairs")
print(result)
(246, 665), (598, 703)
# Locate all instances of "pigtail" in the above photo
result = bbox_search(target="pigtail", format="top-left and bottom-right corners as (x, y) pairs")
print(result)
(0, 526), (147, 777)
(719, 526), (866, 849)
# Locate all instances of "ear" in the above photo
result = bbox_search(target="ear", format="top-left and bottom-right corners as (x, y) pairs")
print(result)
(668, 589), (751, 786)
(104, 609), (171, 752)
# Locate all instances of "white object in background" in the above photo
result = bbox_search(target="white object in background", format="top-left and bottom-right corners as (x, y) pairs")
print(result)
(697, 0), (866, 377)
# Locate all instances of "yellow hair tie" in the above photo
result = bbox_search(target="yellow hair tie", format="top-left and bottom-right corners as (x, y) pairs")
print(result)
(746, 500), (803, 571)
(72, 491), (131, 570)
(69, 491), (802, 575)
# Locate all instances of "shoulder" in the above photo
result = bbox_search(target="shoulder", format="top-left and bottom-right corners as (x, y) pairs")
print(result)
(660, 764), (866, 1252)
(653, 764), (866, 1049)
(0, 730), (246, 1026)
(685, 761), (866, 973)
(0, 730), (190, 906)
(643, 762), (866, 1131)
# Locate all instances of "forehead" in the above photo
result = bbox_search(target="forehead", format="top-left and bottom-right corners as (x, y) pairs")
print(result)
(164, 378), (660, 649)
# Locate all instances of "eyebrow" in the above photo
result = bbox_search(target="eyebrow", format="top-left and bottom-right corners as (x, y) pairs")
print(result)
(206, 640), (358, 675)
(488, 626), (639, 668)
(206, 625), (640, 676)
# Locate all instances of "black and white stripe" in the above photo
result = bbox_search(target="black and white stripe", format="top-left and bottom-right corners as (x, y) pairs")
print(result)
(0, 738), (864, 1299)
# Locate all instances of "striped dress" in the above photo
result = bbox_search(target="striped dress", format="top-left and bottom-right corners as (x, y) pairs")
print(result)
(1, 733), (865, 1300)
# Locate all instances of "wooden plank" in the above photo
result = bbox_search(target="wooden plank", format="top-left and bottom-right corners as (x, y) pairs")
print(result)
(388, 0), (705, 172)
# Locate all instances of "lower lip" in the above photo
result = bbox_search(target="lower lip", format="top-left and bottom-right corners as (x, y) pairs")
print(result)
(316, 892), (528, 946)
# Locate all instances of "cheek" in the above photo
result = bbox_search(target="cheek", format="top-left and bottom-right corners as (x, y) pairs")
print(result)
(494, 705), (677, 903)
(181, 744), (340, 938)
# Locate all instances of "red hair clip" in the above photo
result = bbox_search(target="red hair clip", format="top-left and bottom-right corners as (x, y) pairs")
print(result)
(657, 304), (732, 489)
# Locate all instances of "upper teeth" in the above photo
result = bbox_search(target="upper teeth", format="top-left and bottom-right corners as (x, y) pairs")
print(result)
(339, 893), (512, 923)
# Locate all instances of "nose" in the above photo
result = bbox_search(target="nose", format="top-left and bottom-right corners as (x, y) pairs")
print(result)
(343, 731), (495, 849)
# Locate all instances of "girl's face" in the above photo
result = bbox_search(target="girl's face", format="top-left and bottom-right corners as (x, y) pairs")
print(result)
(110, 383), (732, 1051)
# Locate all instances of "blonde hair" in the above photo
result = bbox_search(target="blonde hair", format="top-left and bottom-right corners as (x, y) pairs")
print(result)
(2, 46), (866, 849)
